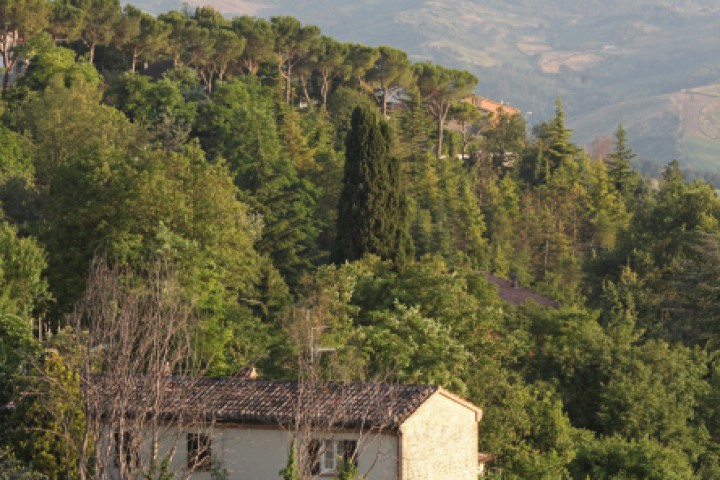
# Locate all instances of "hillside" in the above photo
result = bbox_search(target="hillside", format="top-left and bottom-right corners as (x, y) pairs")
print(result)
(6, 2), (720, 478)
(130, 0), (720, 171)
(571, 86), (720, 171)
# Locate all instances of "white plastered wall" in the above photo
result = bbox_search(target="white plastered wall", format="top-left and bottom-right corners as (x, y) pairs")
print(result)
(106, 424), (398, 479)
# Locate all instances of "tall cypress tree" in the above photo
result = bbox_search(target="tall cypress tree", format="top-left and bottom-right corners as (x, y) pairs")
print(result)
(333, 106), (413, 265)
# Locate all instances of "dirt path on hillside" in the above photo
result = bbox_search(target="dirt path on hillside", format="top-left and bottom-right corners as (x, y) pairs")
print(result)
(485, 273), (559, 308)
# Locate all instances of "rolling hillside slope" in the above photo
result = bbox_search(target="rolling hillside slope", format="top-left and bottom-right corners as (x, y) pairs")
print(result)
(130, 0), (720, 171)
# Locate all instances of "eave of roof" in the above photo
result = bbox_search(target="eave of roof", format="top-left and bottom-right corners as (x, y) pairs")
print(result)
(96, 377), (442, 431)
(437, 387), (484, 421)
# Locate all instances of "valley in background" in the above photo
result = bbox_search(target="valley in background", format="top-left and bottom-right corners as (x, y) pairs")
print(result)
(133, 0), (720, 176)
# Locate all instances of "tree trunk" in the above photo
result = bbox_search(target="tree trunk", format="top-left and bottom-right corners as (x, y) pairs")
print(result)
(203, 70), (214, 92)
(277, 57), (293, 105)
(131, 49), (139, 73)
(286, 64), (293, 105)
(243, 59), (258, 75)
(299, 74), (311, 105)
(320, 70), (331, 112)
(2, 32), (14, 92)
(381, 82), (388, 117)
(437, 113), (446, 159)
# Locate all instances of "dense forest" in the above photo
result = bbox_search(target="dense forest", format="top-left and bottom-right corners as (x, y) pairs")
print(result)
(2, 1), (720, 479)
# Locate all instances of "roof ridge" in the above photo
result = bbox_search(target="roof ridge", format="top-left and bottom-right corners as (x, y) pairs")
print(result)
(194, 377), (439, 388)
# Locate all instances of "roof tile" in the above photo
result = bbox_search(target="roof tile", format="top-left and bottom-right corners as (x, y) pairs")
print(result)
(102, 377), (439, 430)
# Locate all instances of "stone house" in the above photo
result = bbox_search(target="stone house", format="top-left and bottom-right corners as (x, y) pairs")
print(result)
(106, 378), (483, 480)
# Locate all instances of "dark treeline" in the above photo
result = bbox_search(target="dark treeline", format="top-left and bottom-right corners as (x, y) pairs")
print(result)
(2, 2), (720, 479)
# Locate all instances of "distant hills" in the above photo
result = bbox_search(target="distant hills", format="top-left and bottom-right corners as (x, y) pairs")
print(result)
(572, 86), (720, 173)
(129, 0), (720, 173)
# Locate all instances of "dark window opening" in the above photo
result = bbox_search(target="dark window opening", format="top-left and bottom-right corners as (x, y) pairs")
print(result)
(114, 431), (135, 468)
(308, 440), (321, 475)
(187, 433), (212, 471)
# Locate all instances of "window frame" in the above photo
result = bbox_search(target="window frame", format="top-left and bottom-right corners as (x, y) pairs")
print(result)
(316, 439), (358, 475)
(320, 439), (339, 474)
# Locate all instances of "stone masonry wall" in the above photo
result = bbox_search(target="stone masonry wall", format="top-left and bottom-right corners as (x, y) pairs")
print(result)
(399, 391), (479, 480)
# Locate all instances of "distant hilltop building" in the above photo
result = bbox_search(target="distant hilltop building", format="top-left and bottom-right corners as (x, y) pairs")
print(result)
(446, 94), (522, 139)
(464, 95), (521, 118)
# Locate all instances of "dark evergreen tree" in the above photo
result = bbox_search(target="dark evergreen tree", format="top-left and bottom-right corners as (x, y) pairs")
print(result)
(522, 97), (579, 185)
(333, 106), (412, 265)
(607, 123), (638, 198)
(543, 97), (578, 169)
(195, 79), (318, 286)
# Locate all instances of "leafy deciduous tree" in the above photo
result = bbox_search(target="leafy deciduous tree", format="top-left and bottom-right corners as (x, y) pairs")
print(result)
(368, 46), (412, 117)
(271, 16), (320, 105)
(0, 0), (49, 90)
(232, 16), (275, 75)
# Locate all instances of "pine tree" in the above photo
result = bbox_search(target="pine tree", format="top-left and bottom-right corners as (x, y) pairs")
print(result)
(196, 79), (318, 286)
(606, 123), (638, 198)
(521, 97), (579, 186)
(333, 106), (413, 265)
(545, 97), (579, 172)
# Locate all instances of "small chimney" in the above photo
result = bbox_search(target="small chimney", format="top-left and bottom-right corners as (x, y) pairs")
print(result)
(238, 366), (259, 380)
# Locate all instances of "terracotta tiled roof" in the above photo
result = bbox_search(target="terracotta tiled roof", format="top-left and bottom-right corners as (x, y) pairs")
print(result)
(106, 377), (439, 430)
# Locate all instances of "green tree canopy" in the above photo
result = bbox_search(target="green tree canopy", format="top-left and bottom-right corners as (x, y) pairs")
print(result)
(196, 79), (318, 285)
(606, 123), (639, 199)
(0, 222), (47, 404)
(0, 0), (50, 91)
(414, 63), (478, 159)
(231, 16), (275, 75)
(368, 46), (413, 117)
